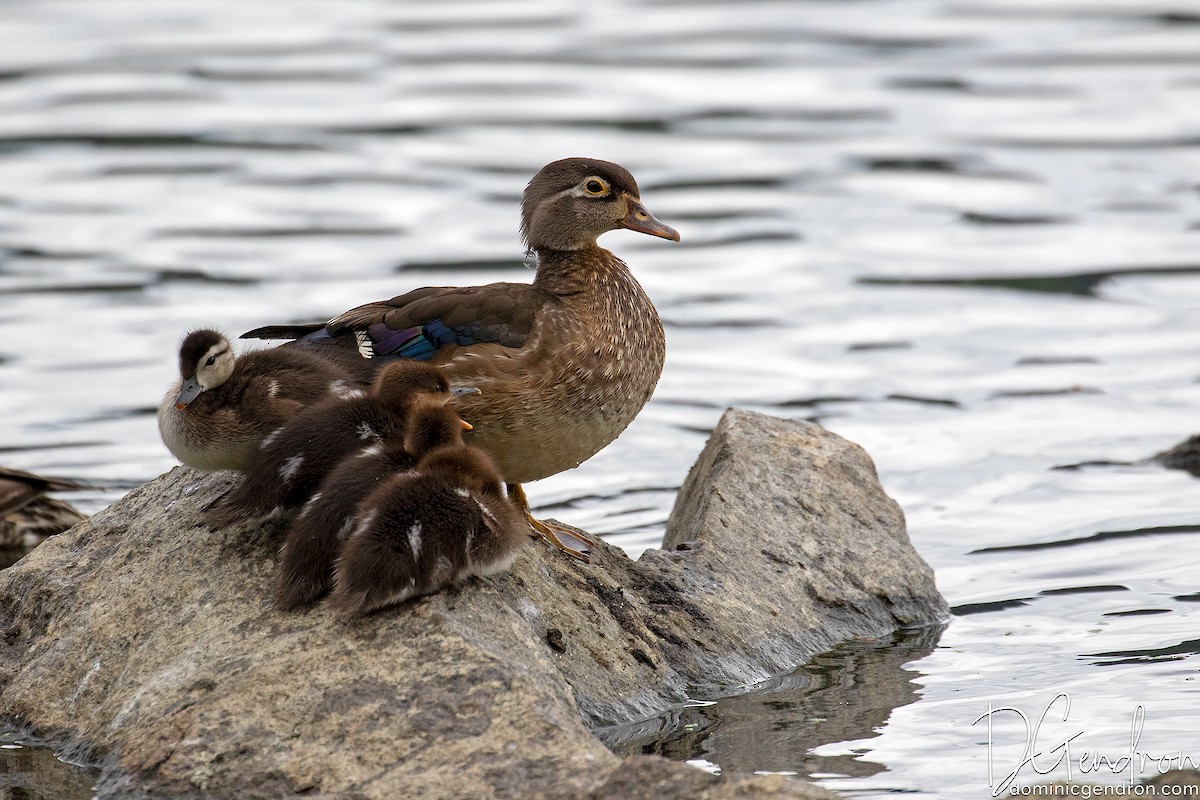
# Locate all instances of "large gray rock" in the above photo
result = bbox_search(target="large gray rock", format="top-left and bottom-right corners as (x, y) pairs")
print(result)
(0, 409), (947, 800)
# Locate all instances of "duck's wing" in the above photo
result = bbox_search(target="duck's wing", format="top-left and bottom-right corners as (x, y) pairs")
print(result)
(242, 283), (554, 362)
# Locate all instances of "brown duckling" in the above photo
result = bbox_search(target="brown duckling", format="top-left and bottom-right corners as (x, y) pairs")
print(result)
(158, 329), (356, 472)
(0, 467), (87, 548)
(242, 157), (679, 561)
(208, 360), (475, 527)
(273, 396), (472, 611)
(329, 443), (528, 617)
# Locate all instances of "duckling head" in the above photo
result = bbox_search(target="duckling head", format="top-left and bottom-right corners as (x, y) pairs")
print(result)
(403, 397), (473, 460)
(371, 360), (479, 420)
(520, 157), (680, 254)
(174, 329), (235, 409)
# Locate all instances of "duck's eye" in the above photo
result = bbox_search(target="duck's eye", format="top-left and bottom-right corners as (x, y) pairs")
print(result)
(583, 178), (608, 196)
(205, 355), (217, 367)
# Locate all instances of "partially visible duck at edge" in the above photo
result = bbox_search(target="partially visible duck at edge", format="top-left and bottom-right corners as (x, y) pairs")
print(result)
(158, 329), (356, 472)
(329, 433), (529, 618)
(242, 157), (680, 561)
(273, 392), (475, 612)
(0, 466), (88, 549)
(208, 360), (476, 527)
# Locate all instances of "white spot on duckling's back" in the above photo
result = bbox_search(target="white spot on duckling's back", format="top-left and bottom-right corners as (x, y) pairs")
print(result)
(299, 491), (323, 518)
(267, 379), (280, 398)
(356, 421), (376, 440)
(475, 501), (499, 525)
(330, 380), (366, 401)
(279, 455), (304, 484)
(459, 531), (475, 577)
(346, 510), (375, 542)
(261, 427), (284, 450)
(408, 522), (423, 559)
(358, 443), (383, 458)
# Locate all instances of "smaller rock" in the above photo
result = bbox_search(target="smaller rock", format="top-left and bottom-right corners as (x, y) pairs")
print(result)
(1151, 434), (1200, 476)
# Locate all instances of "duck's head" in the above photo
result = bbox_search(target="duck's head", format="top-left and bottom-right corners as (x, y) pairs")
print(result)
(403, 396), (474, 459)
(175, 329), (235, 409)
(372, 361), (480, 417)
(520, 157), (680, 253)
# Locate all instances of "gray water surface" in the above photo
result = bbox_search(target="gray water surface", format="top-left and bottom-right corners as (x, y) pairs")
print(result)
(2, 1), (1199, 797)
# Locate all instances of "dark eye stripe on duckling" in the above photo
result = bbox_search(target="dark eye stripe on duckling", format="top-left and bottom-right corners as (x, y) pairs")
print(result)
(178, 330), (227, 377)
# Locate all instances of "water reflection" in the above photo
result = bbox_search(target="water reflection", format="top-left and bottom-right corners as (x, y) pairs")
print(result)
(0, 731), (96, 800)
(598, 627), (945, 781)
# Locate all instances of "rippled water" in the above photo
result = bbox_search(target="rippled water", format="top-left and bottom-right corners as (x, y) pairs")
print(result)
(3, 0), (1200, 797)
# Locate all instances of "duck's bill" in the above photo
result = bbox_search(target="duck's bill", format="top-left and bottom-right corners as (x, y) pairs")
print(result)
(459, 418), (474, 431)
(174, 377), (203, 410)
(451, 386), (482, 397)
(621, 199), (680, 242)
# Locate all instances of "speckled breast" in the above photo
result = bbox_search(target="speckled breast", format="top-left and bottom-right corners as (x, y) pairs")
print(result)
(437, 277), (666, 484)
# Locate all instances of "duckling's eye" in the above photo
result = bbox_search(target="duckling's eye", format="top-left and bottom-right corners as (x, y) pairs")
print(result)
(583, 178), (609, 196)
(205, 355), (217, 367)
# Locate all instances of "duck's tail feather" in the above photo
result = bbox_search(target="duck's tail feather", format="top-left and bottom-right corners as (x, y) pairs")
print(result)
(240, 323), (326, 341)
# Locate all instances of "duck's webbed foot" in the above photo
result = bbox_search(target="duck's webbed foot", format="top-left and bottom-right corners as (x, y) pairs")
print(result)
(507, 483), (593, 563)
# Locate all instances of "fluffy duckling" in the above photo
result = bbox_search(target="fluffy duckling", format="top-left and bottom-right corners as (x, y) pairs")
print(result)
(158, 329), (356, 472)
(242, 158), (679, 561)
(0, 467), (88, 548)
(273, 396), (471, 611)
(329, 443), (528, 617)
(208, 360), (474, 526)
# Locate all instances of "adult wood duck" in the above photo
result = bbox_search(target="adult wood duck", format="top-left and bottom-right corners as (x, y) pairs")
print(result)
(329, 436), (528, 617)
(0, 467), (87, 548)
(158, 329), (355, 472)
(273, 395), (474, 611)
(207, 360), (476, 527)
(242, 157), (679, 560)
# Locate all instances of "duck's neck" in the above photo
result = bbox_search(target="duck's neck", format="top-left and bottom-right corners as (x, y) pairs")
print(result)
(530, 244), (632, 297)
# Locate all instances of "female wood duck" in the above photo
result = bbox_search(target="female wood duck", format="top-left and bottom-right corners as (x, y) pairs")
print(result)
(0, 467), (87, 548)
(273, 395), (473, 611)
(242, 157), (679, 560)
(208, 360), (476, 526)
(158, 329), (355, 472)
(328, 438), (528, 617)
